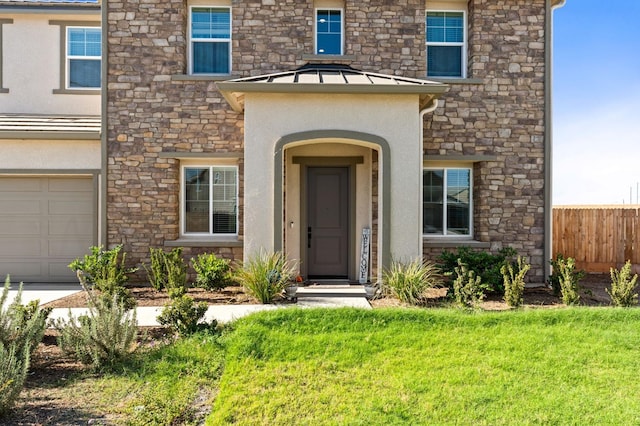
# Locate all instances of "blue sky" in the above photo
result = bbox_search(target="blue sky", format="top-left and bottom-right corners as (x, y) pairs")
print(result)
(553, 0), (640, 205)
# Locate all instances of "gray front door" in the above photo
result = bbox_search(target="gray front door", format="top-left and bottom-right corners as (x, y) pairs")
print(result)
(307, 167), (349, 278)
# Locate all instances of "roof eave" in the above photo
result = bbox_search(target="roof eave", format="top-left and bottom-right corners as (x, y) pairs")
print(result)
(217, 81), (449, 113)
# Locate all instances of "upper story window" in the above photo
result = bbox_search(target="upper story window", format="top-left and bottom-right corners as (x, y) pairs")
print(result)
(183, 165), (238, 235)
(67, 27), (101, 89)
(315, 8), (343, 55)
(189, 7), (231, 75)
(426, 11), (466, 78)
(423, 168), (472, 236)
(0, 19), (12, 93)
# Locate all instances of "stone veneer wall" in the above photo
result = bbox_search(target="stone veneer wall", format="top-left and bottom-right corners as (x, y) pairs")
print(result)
(423, 0), (547, 282)
(107, 0), (548, 282)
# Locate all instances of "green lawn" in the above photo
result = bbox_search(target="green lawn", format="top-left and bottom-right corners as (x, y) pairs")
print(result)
(206, 308), (640, 425)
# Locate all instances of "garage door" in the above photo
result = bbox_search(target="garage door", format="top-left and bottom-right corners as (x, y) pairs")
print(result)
(0, 176), (95, 283)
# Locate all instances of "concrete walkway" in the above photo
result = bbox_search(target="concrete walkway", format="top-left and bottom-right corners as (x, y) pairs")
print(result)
(7, 284), (371, 326)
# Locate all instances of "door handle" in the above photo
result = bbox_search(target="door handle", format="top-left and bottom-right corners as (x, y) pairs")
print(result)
(307, 226), (312, 248)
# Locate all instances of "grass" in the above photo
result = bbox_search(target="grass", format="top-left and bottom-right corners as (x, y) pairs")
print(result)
(14, 308), (640, 424)
(70, 332), (226, 425)
(207, 308), (640, 425)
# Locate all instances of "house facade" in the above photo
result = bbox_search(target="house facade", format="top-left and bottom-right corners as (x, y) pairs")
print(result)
(1, 0), (566, 284)
(0, 0), (101, 282)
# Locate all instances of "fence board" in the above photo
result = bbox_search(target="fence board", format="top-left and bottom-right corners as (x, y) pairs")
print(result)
(553, 206), (640, 274)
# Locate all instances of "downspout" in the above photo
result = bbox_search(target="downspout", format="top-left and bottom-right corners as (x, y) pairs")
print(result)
(418, 98), (439, 259)
(100, 0), (108, 246)
(545, 0), (566, 279)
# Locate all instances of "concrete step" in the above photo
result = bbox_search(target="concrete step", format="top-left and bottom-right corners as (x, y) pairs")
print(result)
(295, 285), (368, 298)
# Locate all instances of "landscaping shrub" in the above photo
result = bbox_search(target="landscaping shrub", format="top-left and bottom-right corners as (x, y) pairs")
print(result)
(548, 253), (585, 296)
(0, 342), (28, 417)
(0, 277), (51, 357)
(145, 247), (188, 297)
(556, 256), (581, 306)
(607, 260), (638, 307)
(501, 256), (530, 308)
(382, 258), (443, 305)
(69, 245), (137, 310)
(234, 251), (297, 304)
(157, 294), (215, 336)
(452, 260), (486, 309)
(0, 276), (51, 416)
(55, 275), (138, 369)
(191, 253), (232, 291)
(438, 247), (517, 294)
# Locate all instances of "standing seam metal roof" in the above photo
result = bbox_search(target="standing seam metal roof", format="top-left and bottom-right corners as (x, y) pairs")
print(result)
(216, 65), (449, 112)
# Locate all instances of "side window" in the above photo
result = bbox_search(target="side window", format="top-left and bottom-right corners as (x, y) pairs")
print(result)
(67, 27), (101, 89)
(315, 8), (343, 55)
(426, 11), (466, 78)
(189, 7), (231, 75)
(0, 19), (12, 93)
(183, 166), (237, 235)
(423, 168), (471, 236)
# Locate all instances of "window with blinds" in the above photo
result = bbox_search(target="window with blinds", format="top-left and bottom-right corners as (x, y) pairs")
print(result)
(426, 11), (466, 78)
(67, 27), (101, 89)
(184, 166), (237, 235)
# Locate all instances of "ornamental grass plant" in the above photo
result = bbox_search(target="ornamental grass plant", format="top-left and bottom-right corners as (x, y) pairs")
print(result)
(234, 251), (297, 304)
(382, 258), (443, 305)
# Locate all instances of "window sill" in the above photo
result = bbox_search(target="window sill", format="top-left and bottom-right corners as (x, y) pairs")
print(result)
(53, 88), (100, 95)
(165, 237), (243, 248)
(171, 74), (239, 82)
(423, 238), (490, 249)
(425, 77), (484, 85)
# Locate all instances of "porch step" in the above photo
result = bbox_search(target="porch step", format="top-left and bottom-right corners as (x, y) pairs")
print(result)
(295, 285), (368, 298)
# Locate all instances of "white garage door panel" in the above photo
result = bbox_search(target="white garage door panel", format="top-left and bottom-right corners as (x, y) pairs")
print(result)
(48, 218), (93, 236)
(48, 178), (93, 192)
(0, 238), (42, 256)
(48, 239), (93, 257)
(0, 177), (96, 283)
(0, 178), (42, 192)
(49, 200), (93, 215)
(49, 262), (78, 279)
(0, 218), (41, 235)
(0, 200), (42, 215)
(0, 261), (42, 277)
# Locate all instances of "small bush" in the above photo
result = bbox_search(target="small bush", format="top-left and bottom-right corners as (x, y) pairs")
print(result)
(452, 260), (486, 309)
(192, 253), (232, 291)
(69, 245), (137, 290)
(54, 275), (138, 369)
(382, 258), (443, 305)
(157, 295), (215, 336)
(549, 253), (586, 296)
(608, 260), (638, 307)
(0, 277), (51, 357)
(69, 245), (137, 310)
(438, 247), (517, 294)
(0, 342), (28, 417)
(501, 256), (531, 308)
(556, 256), (581, 306)
(0, 276), (50, 416)
(235, 251), (297, 304)
(146, 247), (169, 291)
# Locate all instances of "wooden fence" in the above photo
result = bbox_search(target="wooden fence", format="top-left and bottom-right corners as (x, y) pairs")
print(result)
(553, 206), (640, 273)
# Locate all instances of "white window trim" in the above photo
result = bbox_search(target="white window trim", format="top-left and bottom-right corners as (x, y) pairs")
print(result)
(315, 7), (344, 55)
(65, 26), (101, 91)
(188, 6), (232, 75)
(422, 166), (473, 238)
(180, 163), (238, 237)
(425, 9), (467, 79)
